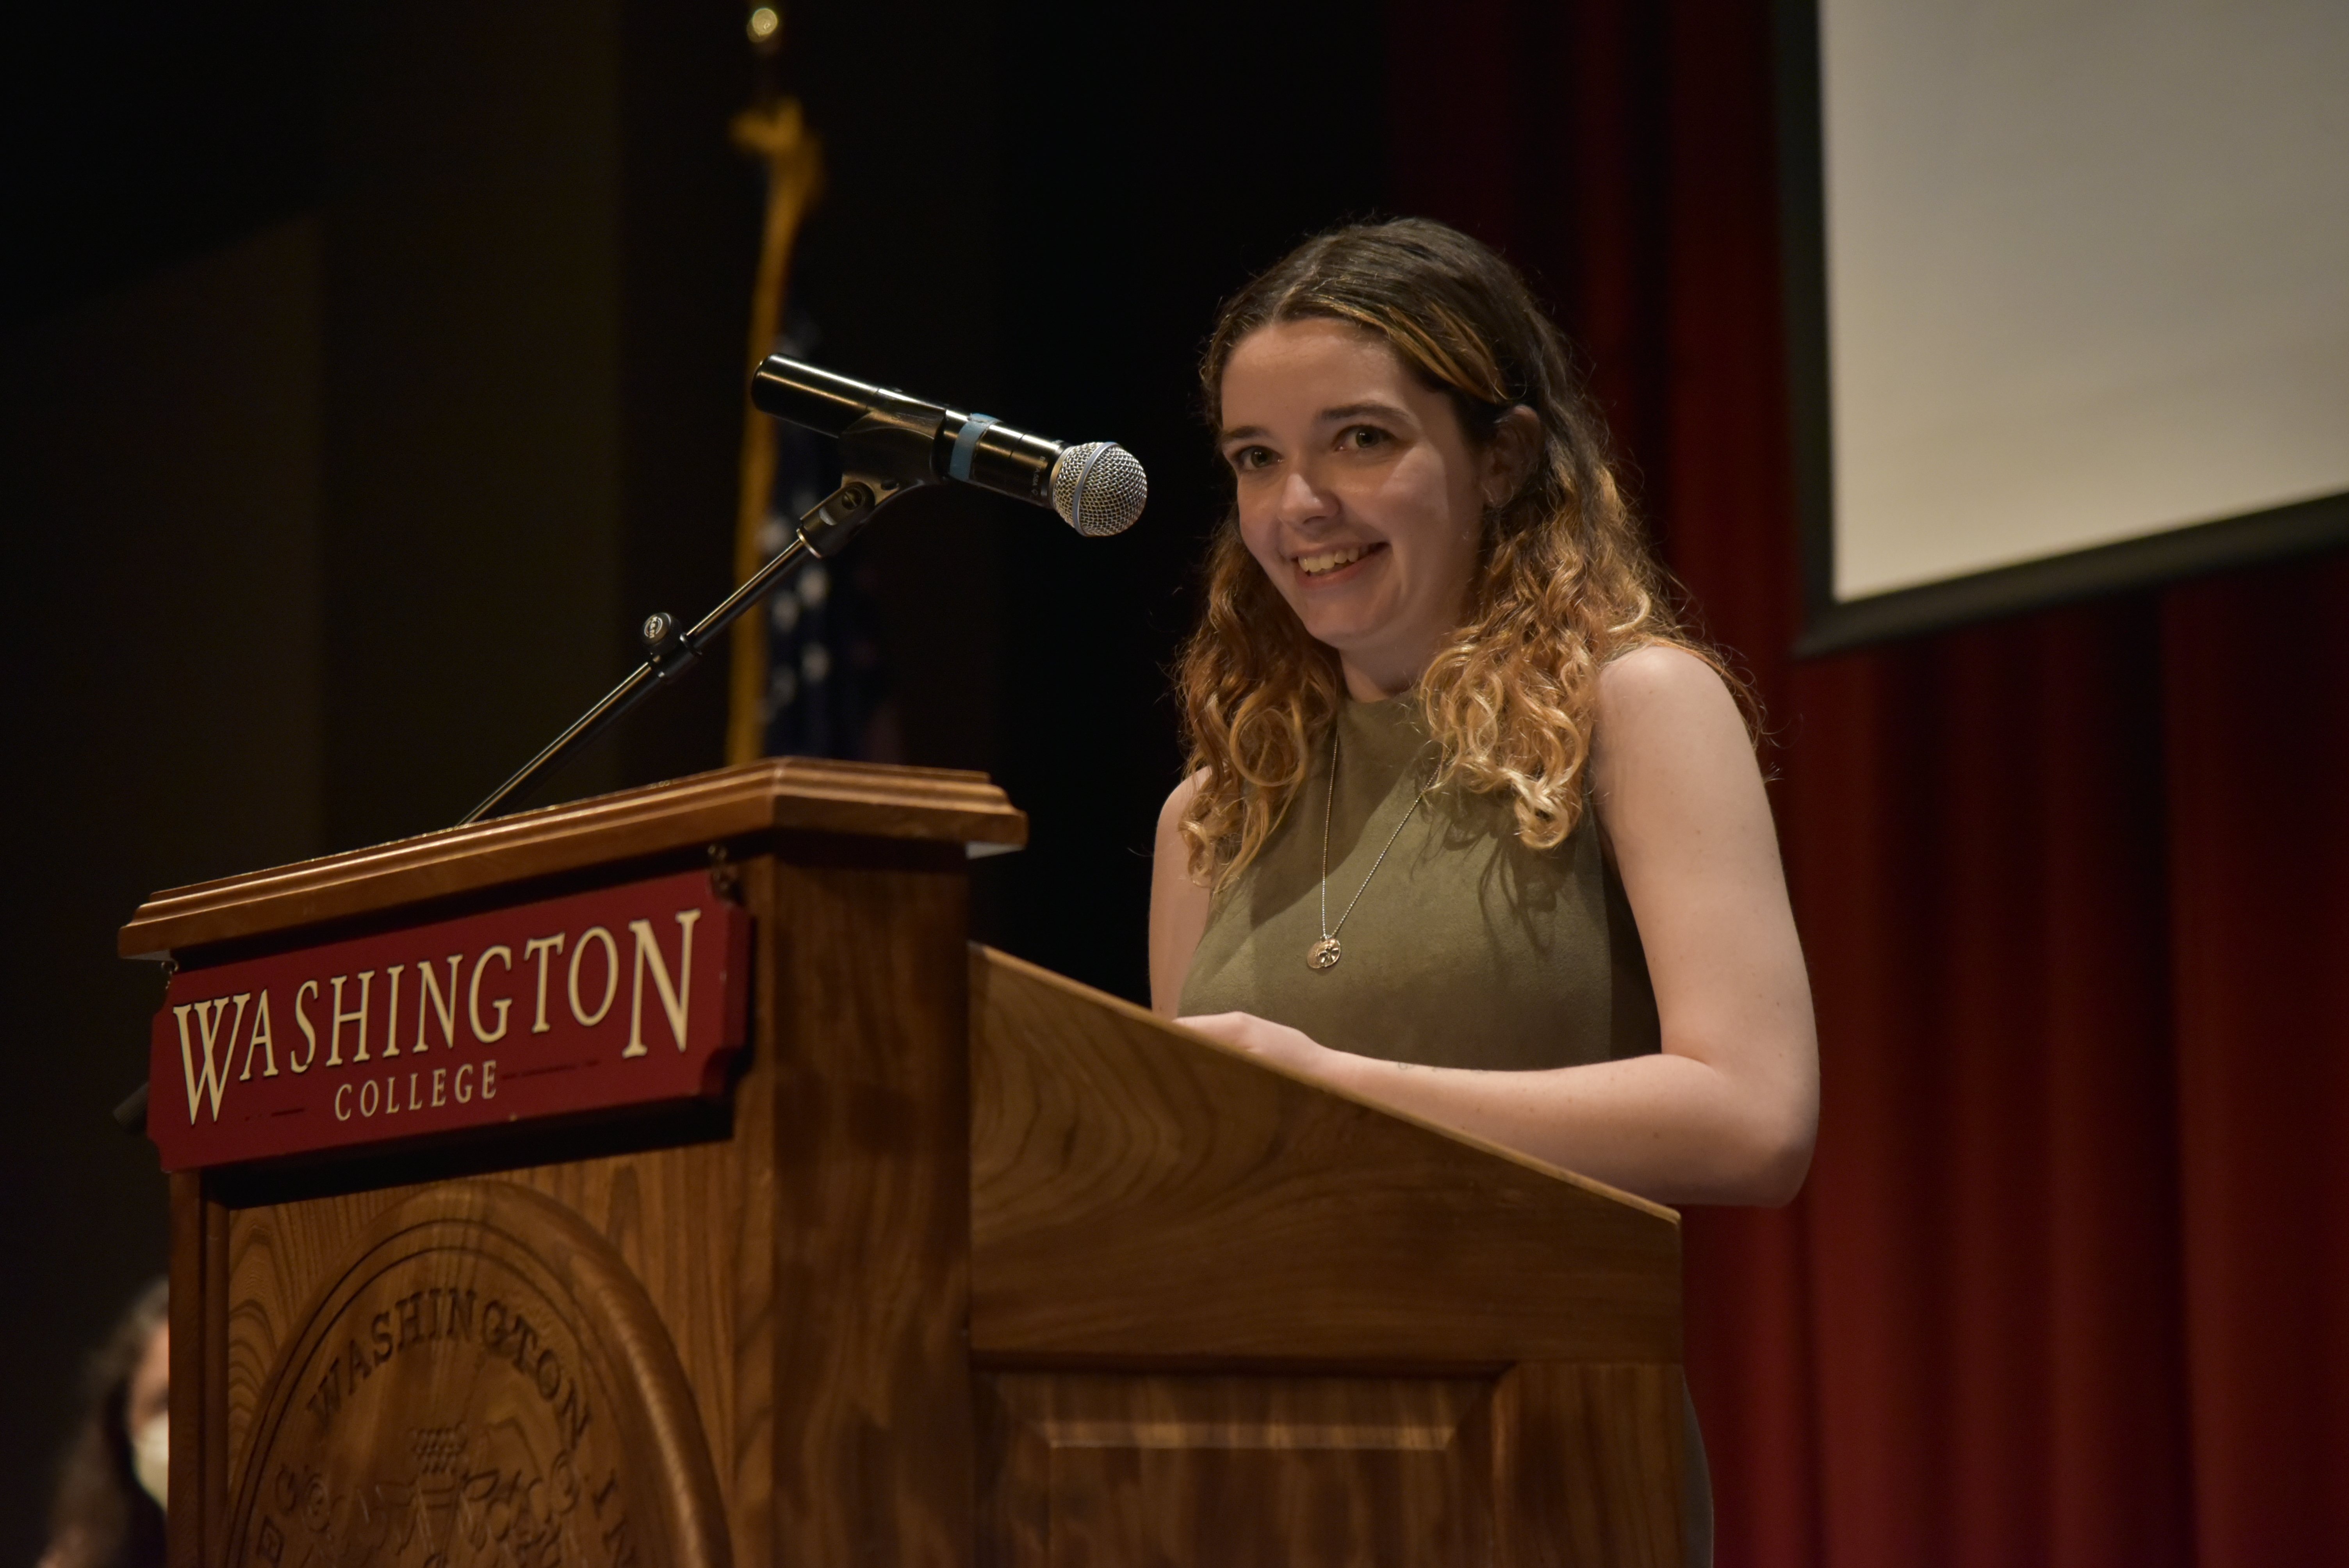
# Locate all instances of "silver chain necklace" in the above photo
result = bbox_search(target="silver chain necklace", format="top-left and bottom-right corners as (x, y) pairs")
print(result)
(1309, 727), (1435, 972)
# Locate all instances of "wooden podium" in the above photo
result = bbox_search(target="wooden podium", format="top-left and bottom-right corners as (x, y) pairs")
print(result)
(123, 760), (1687, 1567)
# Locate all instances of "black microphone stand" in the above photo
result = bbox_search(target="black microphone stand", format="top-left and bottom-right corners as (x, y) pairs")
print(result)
(459, 409), (940, 826)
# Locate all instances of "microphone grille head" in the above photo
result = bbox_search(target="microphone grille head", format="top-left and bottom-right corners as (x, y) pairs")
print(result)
(1050, 442), (1148, 537)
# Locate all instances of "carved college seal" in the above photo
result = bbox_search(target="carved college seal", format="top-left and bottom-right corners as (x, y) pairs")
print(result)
(225, 1183), (727, 1568)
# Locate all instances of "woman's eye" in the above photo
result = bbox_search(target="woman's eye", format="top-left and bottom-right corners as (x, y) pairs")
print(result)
(1228, 445), (1274, 472)
(1340, 426), (1390, 451)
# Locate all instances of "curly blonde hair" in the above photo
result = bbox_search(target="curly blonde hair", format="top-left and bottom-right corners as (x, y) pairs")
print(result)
(1178, 218), (1738, 886)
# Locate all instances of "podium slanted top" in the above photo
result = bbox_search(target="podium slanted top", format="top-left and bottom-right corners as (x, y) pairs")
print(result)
(120, 757), (1027, 960)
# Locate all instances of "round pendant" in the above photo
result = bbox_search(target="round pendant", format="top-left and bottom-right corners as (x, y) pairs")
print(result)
(1307, 936), (1342, 971)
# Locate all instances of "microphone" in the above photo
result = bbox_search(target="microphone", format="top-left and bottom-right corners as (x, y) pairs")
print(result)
(750, 356), (1147, 537)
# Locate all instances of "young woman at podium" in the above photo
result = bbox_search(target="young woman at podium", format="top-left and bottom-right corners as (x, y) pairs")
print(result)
(1149, 217), (1815, 1563)
(1151, 216), (1818, 1215)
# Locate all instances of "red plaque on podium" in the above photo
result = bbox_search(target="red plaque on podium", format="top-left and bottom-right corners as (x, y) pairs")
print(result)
(149, 868), (752, 1171)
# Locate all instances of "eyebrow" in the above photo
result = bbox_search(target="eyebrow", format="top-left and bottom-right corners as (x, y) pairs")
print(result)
(1217, 402), (1414, 445)
(1318, 401), (1411, 425)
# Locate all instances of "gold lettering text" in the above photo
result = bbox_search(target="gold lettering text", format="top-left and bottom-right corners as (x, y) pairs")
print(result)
(469, 947), (513, 1043)
(625, 910), (701, 1058)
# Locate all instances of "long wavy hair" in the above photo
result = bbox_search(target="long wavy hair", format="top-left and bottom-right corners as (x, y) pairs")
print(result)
(1177, 217), (1737, 886)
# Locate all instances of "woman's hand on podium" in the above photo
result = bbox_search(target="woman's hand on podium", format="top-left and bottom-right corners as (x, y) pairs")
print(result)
(1176, 1010), (1332, 1078)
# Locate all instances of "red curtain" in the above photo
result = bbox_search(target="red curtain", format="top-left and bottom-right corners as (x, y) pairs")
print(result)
(1388, 4), (2349, 1562)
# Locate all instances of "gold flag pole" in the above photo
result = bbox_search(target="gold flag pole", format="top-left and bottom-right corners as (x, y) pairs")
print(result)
(724, 24), (823, 766)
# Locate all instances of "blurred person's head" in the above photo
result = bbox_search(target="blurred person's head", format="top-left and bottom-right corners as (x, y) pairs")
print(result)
(41, 1279), (168, 1568)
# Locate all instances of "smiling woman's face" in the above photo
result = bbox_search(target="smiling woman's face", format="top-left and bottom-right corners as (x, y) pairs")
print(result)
(1219, 317), (1497, 701)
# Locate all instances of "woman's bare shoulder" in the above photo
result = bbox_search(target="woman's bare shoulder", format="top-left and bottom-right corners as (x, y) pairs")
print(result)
(1150, 768), (1217, 1012)
(1158, 767), (1208, 830)
(1595, 642), (1749, 744)
(1599, 640), (1732, 701)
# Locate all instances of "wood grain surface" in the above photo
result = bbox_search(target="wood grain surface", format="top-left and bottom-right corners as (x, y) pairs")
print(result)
(968, 947), (1682, 1365)
(1494, 1362), (1688, 1568)
(122, 757), (1024, 958)
(976, 1372), (1497, 1566)
(970, 1364), (1687, 1566)
(220, 1181), (729, 1568)
(763, 838), (975, 1565)
(168, 1174), (224, 1568)
(212, 1084), (766, 1568)
(195, 834), (980, 1568)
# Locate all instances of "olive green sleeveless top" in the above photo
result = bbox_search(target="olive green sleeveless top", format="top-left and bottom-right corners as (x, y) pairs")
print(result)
(1177, 695), (1709, 1565)
(1179, 693), (1661, 1068)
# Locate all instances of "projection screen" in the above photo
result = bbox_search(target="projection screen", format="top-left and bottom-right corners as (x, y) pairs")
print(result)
(1782, 0), (2349, 653)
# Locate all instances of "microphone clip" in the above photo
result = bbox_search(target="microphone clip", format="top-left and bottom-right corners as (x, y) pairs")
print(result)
(797, 404), (947, 557)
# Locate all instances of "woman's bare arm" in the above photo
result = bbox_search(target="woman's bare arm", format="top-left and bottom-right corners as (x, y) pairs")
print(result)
(1149, 770), (1214, 1016)
(1178, 646), (1819, 1206)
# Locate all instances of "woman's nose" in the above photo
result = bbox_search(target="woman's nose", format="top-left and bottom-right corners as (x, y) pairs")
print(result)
(1273, 466), (1332, 526)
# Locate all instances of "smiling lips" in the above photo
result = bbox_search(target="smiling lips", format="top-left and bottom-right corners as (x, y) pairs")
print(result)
(1296, 542), (1382, 577)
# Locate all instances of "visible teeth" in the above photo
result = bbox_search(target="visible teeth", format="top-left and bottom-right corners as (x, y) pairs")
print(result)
(1298, 545), (1367, 576)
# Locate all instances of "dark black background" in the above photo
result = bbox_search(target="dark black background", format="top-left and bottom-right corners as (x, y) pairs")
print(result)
(1, 1), (1390, 1552)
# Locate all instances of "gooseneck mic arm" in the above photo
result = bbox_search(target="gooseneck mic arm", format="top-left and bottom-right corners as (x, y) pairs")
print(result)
(457, 357), (1146, 827)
